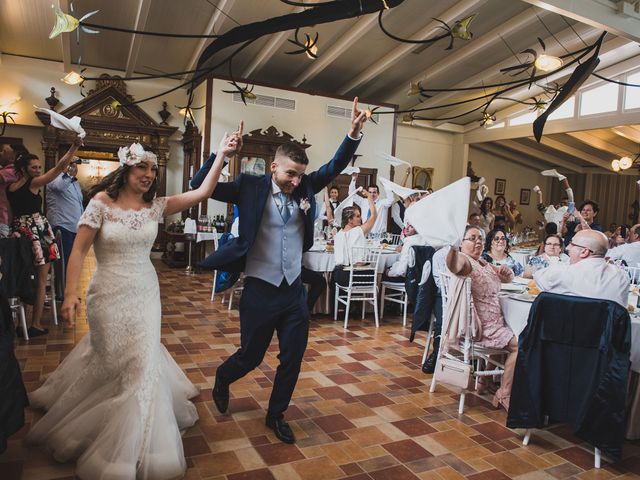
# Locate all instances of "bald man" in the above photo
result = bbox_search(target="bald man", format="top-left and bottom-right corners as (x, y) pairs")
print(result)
(534, 230), (629, 307)
(607, 224), (640, 267)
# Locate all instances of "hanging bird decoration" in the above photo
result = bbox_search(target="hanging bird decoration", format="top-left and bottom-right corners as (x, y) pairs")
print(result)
(285, 28), (319, 59)
(365, 106), (380, 125)
(434, 14), (477, 50)
(0, 111), (17, 137)
(49, 4), (99, 42)
(222, 81), (256, 105)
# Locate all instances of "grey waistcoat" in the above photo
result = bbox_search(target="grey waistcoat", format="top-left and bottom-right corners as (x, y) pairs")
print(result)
(245, 192), (304, 286)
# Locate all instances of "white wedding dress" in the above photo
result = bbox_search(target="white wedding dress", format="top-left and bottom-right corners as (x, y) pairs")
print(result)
(26, 197), (199, 480)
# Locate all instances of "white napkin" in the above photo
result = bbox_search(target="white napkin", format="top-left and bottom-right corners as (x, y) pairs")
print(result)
(541, 169), (566, 182)
(332, 187), (363, 227)
(378, 176), (426, 200)
(377, 152), (411, 168)
(184, 218), (197, 235)
(35, 107), (86, 138)
(405, 177), (470, 249)
(341, 166), (360, 176)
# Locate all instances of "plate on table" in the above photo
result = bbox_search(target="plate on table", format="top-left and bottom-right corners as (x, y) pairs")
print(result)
(512, 277), (530, 285)
(501, 283), (526, 293)
(308, 245), (326, 252)
(510, 292), (537, 303)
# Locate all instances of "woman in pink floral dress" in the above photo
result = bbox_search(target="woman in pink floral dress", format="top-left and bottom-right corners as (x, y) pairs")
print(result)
(446, 226), (518, 411)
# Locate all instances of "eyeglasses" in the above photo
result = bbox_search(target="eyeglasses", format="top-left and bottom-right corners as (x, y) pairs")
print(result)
(492, 237), (506, 242)
(545, 243), (561, 247)
(462, 236), (483, 243)
(569, 241), (593, 253)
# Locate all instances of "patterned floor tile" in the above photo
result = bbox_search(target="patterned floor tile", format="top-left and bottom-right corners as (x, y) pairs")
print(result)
(4, 260), (640, 479)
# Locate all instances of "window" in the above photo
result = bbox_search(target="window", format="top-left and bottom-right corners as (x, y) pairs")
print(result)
(580, 82), (618, 115)
(624, 70), (640, 110)
(509, 111), (538, 126)
(547, 96), (575, 120)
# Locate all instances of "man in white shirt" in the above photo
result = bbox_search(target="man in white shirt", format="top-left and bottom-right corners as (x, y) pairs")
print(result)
(318, 186), (340, 225)
(349, 172), (394, 235)
(534, 230), (630, 307)
(607, 224), (640, 267)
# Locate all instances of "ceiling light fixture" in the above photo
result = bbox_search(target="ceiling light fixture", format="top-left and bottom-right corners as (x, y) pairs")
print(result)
(619, 155), (633, 170)
(612, 159), (621, 172)
(61, 71), (84, 85)
(534, 54), (563, 72)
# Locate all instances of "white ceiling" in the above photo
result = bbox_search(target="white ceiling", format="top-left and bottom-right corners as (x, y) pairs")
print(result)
(1, 0), (639, 172)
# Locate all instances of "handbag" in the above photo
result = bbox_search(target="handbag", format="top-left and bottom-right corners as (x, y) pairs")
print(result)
(433, 357), (472, 390)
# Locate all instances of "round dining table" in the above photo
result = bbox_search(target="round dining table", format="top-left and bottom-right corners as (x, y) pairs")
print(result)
(498, 284), (640, 440)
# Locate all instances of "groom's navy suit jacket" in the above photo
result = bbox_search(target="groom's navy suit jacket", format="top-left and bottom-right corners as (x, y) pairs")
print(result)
(193, 135), (361, 272)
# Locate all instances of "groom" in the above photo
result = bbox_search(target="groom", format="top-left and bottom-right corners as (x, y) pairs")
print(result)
(193, 98), (367, 443)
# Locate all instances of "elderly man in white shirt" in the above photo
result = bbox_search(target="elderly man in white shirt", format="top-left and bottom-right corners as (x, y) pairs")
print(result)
(534, 229), (630, 307)
(349, 172), (394, 235)
(607, 223), (640, 267)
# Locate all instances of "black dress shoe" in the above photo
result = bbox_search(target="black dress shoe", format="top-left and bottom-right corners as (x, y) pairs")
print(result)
(422, 352), (436, 374)
(265, 416), (295, 444)
(212, 375), (229, 414)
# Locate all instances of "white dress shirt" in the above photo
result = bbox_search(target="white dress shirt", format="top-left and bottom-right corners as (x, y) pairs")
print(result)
(387, 234), (426, 277)
(607, 242), (640, 268)
(534, 257), (630, 307)
(432, 246), (451, 293)
(348, 178), (394, 235)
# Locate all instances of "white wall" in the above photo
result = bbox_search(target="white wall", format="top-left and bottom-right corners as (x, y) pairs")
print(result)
(395, 124), (456, 189)
(469, 146), (553, 226)
(204, 79), (396, 216)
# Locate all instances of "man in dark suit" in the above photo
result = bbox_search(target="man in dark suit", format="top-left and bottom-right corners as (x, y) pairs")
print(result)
(192, 98), (367, 443)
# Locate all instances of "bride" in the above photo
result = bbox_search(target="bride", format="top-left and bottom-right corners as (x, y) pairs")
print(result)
(25, 125), (242, 479)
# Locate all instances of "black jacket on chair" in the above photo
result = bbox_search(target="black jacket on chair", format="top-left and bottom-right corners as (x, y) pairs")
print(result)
(406, 245), (436, 342)
(0, 237), (37, 304)
(507, 292), (631, 461)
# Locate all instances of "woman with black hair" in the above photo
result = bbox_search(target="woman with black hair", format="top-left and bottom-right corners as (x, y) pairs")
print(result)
(478, 196), (494, 234)
(492, 195), (515, 231)
(26, 130), (241, 479)
(481, 228), (524, 276)
(7, 138), (82, 337)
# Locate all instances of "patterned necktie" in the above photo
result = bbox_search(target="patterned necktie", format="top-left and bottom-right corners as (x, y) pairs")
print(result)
(278, 192), (291, 224)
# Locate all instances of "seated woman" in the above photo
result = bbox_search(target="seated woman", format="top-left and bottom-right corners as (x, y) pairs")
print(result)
(446, 226), (518, 411)
(383, 222), (425, 283)
(481, 229), (524, 276)
(331, 191), (377, 290)
(523, 234), (569, 278)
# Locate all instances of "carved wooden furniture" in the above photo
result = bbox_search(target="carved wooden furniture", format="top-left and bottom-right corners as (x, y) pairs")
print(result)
(36, 75), (178, 250)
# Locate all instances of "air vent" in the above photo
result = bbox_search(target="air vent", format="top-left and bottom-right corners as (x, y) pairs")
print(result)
(232, 92), (295, 111)
(327, 104), (379, 123)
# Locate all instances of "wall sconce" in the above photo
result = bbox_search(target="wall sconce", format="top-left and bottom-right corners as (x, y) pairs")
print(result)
(61, 71), (84, 85)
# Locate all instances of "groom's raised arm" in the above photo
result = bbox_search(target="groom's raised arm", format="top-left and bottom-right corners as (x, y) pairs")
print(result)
(307, 97), (367, 194)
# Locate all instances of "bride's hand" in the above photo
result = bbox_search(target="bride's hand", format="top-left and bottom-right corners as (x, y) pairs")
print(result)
(61, 296), (80, 327)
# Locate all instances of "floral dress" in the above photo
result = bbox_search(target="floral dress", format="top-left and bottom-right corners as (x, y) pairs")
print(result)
(7, 178), (60, 265)
(482, 252), (524, 276)
(464, 254), (515, 349)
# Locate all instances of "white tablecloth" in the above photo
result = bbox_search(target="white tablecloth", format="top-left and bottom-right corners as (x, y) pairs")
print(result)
(302, 249), (400, 273)
(499, 296), (640, 374)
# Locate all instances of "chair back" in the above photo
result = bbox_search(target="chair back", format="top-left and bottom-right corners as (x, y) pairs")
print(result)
(346, 246), (382, 289)
(623, 266), (640, 285)
(440, 273), (476, 351)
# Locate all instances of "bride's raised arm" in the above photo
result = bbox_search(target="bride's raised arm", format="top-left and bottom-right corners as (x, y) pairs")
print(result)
(164, 121), (243, 217)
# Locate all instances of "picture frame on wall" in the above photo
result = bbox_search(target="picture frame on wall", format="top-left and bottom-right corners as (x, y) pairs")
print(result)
(412, 166), (434, 191)
(494, 178), (506, 196)
(520, 188), (531, 205)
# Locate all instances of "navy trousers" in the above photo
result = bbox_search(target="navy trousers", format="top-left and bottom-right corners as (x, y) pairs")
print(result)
(53, 226), (76, 269)
(217, 275), (309, 419)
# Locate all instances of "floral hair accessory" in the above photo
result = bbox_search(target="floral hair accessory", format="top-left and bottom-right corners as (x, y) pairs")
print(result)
(117, 143), (157, 167)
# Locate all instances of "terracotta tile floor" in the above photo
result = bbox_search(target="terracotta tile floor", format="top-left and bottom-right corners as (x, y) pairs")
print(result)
(3, 258), (640, 480)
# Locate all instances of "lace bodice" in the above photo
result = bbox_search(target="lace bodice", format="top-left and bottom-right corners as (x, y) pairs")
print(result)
(78, 197), (167, 268)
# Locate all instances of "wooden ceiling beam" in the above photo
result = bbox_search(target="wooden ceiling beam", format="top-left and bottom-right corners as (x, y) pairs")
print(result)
(125, 0), (153, 76)
(183, 0), (236, 81)
(337, 0), (488, 95)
